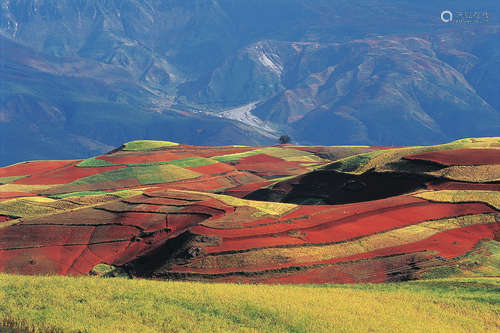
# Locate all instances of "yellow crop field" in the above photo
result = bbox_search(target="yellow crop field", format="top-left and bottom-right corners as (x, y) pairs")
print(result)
(0, 198), (62, 218)
(429, 165), (500, 182)
(415, 190), (500, 210)
(0, 274), (498, 333)
(181, 190), (297, 217)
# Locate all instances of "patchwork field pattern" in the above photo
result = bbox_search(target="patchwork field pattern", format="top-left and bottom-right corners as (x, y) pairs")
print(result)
(0, 138), (499, 284)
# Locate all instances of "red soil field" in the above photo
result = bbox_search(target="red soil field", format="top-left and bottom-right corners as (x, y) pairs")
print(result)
(167, 177), (228, 192)
(108, 212), (165, 232)
(0, 160), (76, 177)
(0, 192), (35, 200)
(0, 245), (88, 275)
(1, 141), (499, 283)
(0, 215), (13, 223)
(165, 170), (264, 192)
(405, 148), (500, 166)
(186, 162), (235, 175)
(196, 201), (495, 253)
(168, 213), (210, 233)
(307, 223), (500, 268)
(172, 222), (498, 277)
(13, 164), (127, 185)
(65, 245), (123, 275)
(0, 225), (97, 249)
(192, 196), (435, 237)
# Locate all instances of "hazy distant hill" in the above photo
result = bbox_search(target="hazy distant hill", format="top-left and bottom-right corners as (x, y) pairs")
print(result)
(1, 0), (500, 165)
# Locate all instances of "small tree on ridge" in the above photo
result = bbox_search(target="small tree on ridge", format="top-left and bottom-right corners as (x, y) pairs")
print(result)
(279, 135), (291, 144)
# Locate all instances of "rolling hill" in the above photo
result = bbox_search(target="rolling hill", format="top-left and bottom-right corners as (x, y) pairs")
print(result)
(0, 138), (499, 284)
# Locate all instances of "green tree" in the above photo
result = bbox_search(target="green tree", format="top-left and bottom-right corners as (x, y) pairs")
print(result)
(279, 135), (291, 144)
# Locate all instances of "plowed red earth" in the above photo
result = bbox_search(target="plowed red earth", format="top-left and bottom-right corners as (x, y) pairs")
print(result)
(0, 160), (76, 177)
(170, 223), (499, 278)
(13, 164), (126, 185)
(1, 141), (499, 284)
(405, 148), (500, 165)
(193, 201), (495, 253)
(0, 192), (35, 201)
(187, 163), (235, 174)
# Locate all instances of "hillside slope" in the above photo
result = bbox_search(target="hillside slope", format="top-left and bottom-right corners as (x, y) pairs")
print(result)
(0, 138), (499, 283)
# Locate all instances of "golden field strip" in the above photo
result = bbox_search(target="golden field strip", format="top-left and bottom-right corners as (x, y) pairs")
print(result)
(0, 275), (498, 333)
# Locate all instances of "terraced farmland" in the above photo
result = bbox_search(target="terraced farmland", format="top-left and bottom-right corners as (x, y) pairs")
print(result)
(0, 138), (499, 284)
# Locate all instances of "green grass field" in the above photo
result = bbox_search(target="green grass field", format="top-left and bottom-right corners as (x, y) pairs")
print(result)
(122, 140), (179, 151)
(0, 275), (498, 333)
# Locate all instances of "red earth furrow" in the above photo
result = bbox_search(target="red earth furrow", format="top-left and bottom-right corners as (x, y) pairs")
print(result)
(404, 148), (500, 166)
(202, 202), (495, 253)
(171, 222), (499, 276)
(307, 223), (500, 267)
(193, 198), (494, 247)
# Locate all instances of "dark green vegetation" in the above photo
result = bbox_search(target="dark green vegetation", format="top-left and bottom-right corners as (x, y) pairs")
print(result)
(2, 1), (500, 165)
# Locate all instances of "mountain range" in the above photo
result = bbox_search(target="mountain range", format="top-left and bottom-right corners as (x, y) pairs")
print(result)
(1, 0), (500, 165)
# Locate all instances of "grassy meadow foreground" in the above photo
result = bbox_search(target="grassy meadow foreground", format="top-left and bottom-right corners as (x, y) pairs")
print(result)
(0, 274), (498, 333)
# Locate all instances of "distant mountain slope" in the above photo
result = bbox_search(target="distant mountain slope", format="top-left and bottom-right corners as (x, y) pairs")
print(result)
(1, 1), (500, 165)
